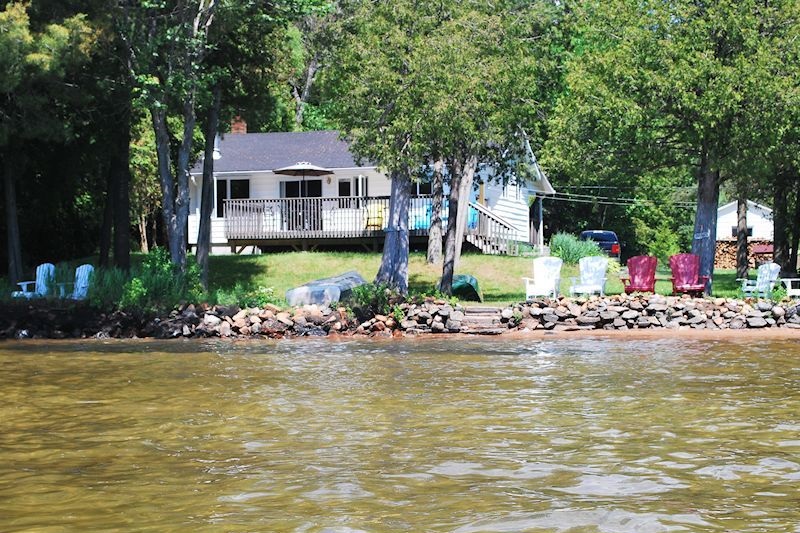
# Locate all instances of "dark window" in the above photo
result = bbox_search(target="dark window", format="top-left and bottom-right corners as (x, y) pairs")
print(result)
(303, 179), (322, 198)
(339, 180), (352, 197)
(417, 181), (432, 195)
(731, 226), (753, 237)
(283, 181), (301, 198)
(216, 179), (227, 218)
(230, 179), (250, 199)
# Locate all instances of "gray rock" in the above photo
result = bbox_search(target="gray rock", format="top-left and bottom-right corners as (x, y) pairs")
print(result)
(772, 306), (786, 318)
(203, 314), (222, 327)
(445, 319), (462, 332)
(746, 316), (768, 328)
(576, 316), (601, 325)
(757, 301), (774, 312)
(501, 308), (515, 320)
(729, 318), (746, 329)
(621, 310), (640, 320)
(450, 310), (465, 322)
(219, 321), (232, 337)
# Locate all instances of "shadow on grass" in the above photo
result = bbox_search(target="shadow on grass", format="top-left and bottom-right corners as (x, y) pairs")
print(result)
(207, 255), (269, 291)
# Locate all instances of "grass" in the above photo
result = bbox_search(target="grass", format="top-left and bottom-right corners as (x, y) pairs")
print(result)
(206, 251), (745, 306)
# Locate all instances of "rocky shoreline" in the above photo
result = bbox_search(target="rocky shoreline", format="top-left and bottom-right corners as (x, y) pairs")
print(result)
(1, 293), (799, 340)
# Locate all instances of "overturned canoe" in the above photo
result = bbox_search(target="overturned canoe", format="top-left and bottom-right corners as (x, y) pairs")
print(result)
(285, 271), (366, 307)
(452, 274), (483, 302)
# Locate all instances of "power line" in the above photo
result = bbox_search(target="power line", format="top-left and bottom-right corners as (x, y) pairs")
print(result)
(545, 193), (695, 209)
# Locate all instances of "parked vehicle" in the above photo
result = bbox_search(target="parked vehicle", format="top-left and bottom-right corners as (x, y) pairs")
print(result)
(579, 230), (621, 259)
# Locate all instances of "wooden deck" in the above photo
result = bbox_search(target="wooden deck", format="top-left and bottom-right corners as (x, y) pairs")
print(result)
(223, 196), (520, 254)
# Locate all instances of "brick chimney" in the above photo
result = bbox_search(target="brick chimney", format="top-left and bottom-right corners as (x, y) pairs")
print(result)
(230, 115), (247, 134)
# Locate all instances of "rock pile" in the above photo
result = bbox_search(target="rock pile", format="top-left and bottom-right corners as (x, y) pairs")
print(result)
(149, 303), (353, 338)
(512, 294), (800, 332)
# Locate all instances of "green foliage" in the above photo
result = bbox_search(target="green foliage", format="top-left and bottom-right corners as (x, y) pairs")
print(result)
(549, 232), (603, 264)
(348, 282), (403, 321)
(213, 284), (283, 308)
(88, 248), (201, 314)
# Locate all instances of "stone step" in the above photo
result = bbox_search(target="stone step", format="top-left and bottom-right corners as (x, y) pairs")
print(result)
(461, 315), (502, 326)
(464, 306), (503, 315)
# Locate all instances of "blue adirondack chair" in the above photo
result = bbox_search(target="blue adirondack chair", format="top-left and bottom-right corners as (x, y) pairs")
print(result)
(12, 263), (55, 299)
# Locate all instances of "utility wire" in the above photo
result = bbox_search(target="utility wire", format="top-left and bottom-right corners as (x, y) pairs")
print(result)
(545, 193), (695, 209)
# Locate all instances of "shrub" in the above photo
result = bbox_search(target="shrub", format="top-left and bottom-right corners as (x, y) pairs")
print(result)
(88, 248), (202, 314)
(348, 282), (403, 321)
(213, 284), (283, 308)
(549, 232), (603, 264)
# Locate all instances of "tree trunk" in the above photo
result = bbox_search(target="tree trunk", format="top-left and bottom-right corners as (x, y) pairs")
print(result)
(690, 150), (719, 295)
(292, 56), (319, 130)
(790, 185), (800, 273)
(426, 158), (444, 264)
(197, 84), (221, 290)
(112, 106), (132, 271)
(773, 169), (790, 272)
(138, 213), (149, 253)
(99, 162), (113, 268)
(2, 151), (24, 285)
(736, 195), (749, 279)
(375, 169), (412, 293)
(174, 98), (196, 270)
(150, 106), (179, 262)
(440, 154), (477, 294)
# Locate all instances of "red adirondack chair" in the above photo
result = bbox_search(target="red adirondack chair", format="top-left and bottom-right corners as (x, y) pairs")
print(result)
(669, 253), (708, 297)
(621, 255), (658, 294)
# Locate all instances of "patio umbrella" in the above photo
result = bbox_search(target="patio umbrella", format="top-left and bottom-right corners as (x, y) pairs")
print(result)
(273, 161), (334, 179)
(273, 162), (334, 197)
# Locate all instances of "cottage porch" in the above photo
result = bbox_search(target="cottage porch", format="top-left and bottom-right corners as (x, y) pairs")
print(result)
(218, 195), (520, 255)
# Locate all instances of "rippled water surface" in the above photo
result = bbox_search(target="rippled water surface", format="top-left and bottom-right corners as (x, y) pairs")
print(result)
(1, 337), (800, 532)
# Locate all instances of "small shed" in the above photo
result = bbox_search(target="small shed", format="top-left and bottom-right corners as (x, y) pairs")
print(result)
(716, 200), (773, 241)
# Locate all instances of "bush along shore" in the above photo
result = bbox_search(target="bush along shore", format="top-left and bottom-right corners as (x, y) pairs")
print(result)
(1, 293), (800, 340)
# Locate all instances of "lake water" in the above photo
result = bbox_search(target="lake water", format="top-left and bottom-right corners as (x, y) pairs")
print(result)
(1, 337), (799, 532)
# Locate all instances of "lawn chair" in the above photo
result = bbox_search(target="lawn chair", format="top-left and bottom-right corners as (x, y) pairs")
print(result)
(365, 203), (386, 230)
(12, 263), (55, 299)
(523, 256), (563, 300)
(569, 256), (609, 296)
(621, 255), (658, 294)
(59, 264), (94, 300)
(738, 261), (781, 299)
(669, 253), (708, 297)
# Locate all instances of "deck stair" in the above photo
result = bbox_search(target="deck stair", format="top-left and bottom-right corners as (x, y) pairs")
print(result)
(460, 306), (506, 335)
(465, 202), (519, 256)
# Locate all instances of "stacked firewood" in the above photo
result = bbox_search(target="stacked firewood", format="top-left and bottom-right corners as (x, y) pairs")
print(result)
(714, 239), (773, 269)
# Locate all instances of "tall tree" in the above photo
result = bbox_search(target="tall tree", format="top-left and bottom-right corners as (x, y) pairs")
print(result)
(0, 3), (93, 283)
(546, 0), (796, 292)
(116, 0), (220, 269)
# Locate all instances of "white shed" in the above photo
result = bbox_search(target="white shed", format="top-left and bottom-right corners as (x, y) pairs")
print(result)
(716, 200), (773, 241)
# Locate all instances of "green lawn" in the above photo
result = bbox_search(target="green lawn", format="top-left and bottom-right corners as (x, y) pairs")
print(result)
(207, 252), (744, 306)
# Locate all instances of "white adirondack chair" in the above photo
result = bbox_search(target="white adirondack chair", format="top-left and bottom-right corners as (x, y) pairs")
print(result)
(523, 256), (563, 300)
(740, 262), (781, 298)
(64, 264), (94, 300)
(12, 263), (55, 299)
(570, 256), (609, 296)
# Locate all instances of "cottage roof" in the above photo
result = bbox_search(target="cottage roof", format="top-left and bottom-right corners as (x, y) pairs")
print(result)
(192, 130), (372, 173)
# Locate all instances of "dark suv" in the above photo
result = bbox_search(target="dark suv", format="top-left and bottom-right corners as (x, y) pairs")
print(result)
(579, 230), (621, 259)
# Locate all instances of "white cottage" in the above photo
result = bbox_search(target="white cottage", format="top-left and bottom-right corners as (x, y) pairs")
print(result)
(716, 200), (774, 241)
(188, 129), (555, 254)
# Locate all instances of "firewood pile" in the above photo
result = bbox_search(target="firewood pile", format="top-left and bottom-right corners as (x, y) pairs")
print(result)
(714, 239), (773, 269)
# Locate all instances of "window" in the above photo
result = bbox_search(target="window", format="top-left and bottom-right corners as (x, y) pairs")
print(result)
(414, 181), (432, 196)
(338, 176), (368, 197)
(280, 179), (323, 198)
(731, 226), (753, 237)
(216, 178), (251, 218)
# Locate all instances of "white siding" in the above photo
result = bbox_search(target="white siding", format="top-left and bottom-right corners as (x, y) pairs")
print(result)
(716, 201), (774, 240)
(479, 181), (530, 242)
(187, 168), (391, 248)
